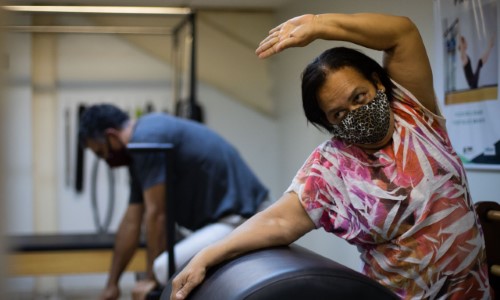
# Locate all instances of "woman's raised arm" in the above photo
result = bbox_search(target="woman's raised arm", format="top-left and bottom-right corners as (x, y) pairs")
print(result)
(256, 13), (436, 113)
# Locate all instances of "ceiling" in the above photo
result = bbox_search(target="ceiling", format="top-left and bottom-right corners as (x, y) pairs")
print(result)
(4, 0), (290, 11)
(3, 0), (288, 115)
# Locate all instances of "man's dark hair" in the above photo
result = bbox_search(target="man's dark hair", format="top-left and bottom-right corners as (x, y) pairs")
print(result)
(78, 104), (130, 146)
(301, 47), (394, 134)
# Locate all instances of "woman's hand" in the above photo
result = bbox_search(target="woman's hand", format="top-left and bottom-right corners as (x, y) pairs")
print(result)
(170, 255), (208, 300)
(256, 14), (319, 59)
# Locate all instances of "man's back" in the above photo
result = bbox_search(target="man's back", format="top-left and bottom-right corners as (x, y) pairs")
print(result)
(129, 113), (269, 230)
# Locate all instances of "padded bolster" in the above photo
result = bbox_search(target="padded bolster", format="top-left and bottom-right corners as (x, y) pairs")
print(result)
(161, 245), (397, 300)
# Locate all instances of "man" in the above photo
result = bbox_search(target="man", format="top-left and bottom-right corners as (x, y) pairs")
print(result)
(79, 104), (269, 300)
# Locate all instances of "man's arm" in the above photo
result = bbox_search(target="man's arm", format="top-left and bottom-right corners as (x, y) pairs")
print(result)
(131, 183), (167, 300)
(143, 183), (167, 280)
(100, 203), (144, 300)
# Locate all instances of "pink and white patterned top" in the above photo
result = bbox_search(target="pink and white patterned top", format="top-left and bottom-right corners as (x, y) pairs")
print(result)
(288, 81), (491, 299)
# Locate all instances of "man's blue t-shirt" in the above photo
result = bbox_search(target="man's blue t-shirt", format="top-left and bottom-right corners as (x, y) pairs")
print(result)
(128, 113), (269, 231)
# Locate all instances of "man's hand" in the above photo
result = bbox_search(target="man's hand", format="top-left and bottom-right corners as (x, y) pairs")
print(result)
(99, 284), (120, 300)
(132, 279), (157, 300)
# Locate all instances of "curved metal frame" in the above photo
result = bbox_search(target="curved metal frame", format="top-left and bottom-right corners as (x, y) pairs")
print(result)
(90, 156), (116, 233)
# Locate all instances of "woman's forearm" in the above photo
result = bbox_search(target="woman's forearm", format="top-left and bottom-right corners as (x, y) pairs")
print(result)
(315, 13), (417, 51)
(194, 192), (315, 269)
(171, 193), (315, 300)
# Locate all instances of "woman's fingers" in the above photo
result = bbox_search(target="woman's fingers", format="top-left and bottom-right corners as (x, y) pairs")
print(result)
(173, 280), (195, 300)
(258, 31), (278, 47)
(256, 14), (317, 59)
(170, 268), (206, 300)
(269, 23), (285, 35)
(256, 26), (295, 58)
(256, 39), (279, 57)
(171, 277), (189, 300)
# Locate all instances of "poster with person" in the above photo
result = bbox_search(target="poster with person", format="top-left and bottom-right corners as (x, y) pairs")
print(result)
(435, 0), (499, 169)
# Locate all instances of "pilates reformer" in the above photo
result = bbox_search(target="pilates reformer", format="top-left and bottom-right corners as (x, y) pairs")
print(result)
(4, 4), (199, 282)
(7, 143), (177, 280)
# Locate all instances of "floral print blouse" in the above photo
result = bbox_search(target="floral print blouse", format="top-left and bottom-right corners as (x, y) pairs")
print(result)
(288, 81), (491, 299)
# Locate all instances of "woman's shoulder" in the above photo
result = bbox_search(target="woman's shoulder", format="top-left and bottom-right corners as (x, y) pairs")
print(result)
(390, 80), (447, 129)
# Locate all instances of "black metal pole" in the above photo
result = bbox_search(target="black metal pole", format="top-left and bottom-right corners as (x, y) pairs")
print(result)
(164, 146), (176, 279)
(189, 12), (196, 113)
(126, 143), (176, 279)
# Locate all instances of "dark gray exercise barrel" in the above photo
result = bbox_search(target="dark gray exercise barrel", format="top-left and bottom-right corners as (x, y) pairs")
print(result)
(161, 245), (397, 300)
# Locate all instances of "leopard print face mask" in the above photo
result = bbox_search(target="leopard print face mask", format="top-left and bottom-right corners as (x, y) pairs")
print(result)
(331, 90), (391, 145)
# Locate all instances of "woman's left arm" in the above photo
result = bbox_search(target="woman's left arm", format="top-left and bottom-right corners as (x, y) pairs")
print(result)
(256, 13), (437, 113)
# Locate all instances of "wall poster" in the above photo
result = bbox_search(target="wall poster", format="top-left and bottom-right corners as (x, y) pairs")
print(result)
(435, 0), (500, 169)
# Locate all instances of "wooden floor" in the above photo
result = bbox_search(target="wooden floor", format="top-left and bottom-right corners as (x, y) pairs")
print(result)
(8, 248), (147, 276)
(6, 286), (135, 300)
(7, 233), (147, 276)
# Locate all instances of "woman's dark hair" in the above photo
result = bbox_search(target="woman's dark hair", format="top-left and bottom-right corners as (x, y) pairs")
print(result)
(301, 47), (394, 133)
(78, 104), (129, 145)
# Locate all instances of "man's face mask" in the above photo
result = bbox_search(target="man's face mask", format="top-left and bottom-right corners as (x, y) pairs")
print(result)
(331, 90), (391, 145)
(105, 137), (131, 168)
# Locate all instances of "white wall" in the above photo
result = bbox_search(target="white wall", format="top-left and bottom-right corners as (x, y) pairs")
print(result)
(272, 0), (500, 271)
(3, 32), (34, 235)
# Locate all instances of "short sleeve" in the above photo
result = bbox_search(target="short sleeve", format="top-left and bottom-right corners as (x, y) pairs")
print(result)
(131, 152), (166, 191)
(391, 80), (447, 131)
(286, 145), (350, 236)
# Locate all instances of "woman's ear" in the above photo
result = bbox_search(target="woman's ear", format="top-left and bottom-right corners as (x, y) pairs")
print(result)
(371, 72), (385, 92)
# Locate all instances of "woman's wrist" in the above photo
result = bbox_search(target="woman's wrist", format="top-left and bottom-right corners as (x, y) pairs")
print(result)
(312, 14), (325, 41)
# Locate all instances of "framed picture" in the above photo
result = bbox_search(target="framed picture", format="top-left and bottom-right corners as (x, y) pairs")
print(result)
(434, 0), (500, 169)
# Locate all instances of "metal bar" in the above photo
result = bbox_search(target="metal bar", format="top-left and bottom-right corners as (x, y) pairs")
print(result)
(487, 210), (500, 222)
(127, 143), (174, 152)
(165, 146), (176, 279)
(189, 13), (197, 110)
(5, 25), (173, 35)
(172, 13), (192, 36)
(172, 30), (180, 112)
(127, 143), (176, 279)
(3, 5), (192, 15)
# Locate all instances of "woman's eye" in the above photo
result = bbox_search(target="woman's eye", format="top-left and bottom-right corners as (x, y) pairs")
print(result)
(354, 93), (367, 104)
(330, 110), (346, 123)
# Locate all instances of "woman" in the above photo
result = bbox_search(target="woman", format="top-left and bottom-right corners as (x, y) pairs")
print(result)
(458, 33), (496, 89)
(170, 13), (491, 299)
